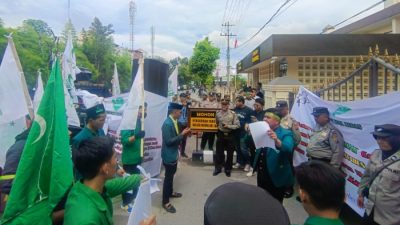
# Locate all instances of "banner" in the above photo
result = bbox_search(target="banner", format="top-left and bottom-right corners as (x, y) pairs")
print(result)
(168, 67), (178, 100)
(291, 86), (400, 216)
(103, 91), (168, 177)
(33, 71), (44, 113)
(112, 62), (121, 96)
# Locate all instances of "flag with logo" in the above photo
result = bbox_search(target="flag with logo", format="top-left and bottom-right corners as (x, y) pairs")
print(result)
(61, 32), (81, 127)
(0, 37), (30, 167)
(112, 62), (121, 96)
(33, 70), (44, 113)
(1, 58), (73, 224)
(118, 59), (144, 132)
(168, 66), (178, 100)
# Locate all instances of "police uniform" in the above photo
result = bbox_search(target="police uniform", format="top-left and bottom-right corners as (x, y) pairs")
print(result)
(213, 100), (240, 176)
(358, 124), (400, 225)
(307, 107), (344, 168)
(276, 101), (301, 146)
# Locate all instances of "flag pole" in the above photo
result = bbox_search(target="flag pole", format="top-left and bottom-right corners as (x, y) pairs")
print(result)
(140, 56), (145, 157)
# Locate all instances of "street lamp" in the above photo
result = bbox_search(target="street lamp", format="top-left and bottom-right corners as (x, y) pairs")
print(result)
(279, 57), (288, 77)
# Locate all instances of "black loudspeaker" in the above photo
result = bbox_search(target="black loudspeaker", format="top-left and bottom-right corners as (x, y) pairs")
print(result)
(132, 58), (169, 97)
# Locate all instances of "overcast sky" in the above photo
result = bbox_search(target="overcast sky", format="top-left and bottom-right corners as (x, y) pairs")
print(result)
(0, 0), (384, 72)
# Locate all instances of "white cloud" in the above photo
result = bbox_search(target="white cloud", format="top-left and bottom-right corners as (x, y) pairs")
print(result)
(0, 0), (386, 65)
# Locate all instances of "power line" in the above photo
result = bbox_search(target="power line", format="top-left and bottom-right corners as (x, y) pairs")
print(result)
(330, 0), (385, 30)
(234, 0), (293, 50)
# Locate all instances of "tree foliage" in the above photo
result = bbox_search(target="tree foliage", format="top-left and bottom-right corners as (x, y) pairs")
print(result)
(189, 37), (220, 85)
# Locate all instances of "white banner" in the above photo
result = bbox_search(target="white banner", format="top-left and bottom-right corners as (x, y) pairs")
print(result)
(33, 71), (44, 113)
(103, 91), (168, 177)
(291, 86), (400, 216)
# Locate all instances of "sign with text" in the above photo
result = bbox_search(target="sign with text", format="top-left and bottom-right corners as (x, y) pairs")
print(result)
(251, 47), (260, 64)
(188, 108), (218, 132)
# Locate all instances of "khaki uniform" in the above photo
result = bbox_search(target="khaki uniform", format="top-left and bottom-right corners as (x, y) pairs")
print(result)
(358, 150), (400, 225)
(201, 100), (218, 108)
(215, 109), (240, 172)
(307, 123), (344, 168)
(280, 115), (301, 146)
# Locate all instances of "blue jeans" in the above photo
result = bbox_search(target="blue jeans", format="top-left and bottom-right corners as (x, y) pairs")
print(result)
(122, 164), (140, 206)
(240, 135), (251, 165)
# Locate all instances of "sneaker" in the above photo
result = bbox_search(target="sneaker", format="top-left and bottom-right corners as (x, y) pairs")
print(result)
(121, 204), (133, 213)
(232, 163), (241, 169)
(246, 168), (254, 177)
(244, 164), (251, 172)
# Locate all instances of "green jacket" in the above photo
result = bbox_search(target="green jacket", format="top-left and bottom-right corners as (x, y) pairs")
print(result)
(253, 126), (294, 188)
(121, 122), (142, 165)
(72, 126), (105, 148)
(64, 175), (141, 225)
(302, 216), (344, 225)
(161, 116), (183, 163)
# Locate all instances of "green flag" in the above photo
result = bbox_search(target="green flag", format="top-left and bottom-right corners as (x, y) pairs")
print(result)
(1, 58), (73, 224)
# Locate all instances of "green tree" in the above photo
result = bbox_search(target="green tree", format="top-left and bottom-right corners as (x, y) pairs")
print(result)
(189, 37), (220, 86)
(114, 52), (132, 92)
(61, 19), (77, 43)
(81, 17), (115, 85)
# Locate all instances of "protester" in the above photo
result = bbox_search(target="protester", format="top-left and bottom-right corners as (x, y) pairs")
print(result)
(120, 103), (147, 213)
(244, 91), (255, 109)
(64, 136), (143, 224)
(357, 124), (400, 225)
(204, 182), (291, 225)
(252, 108), (294, 203)
(295, 161), (345, 225)
(72, 103), (106, 148)
(232, 96), (253, 172)
(178, 93), (190, 158)
(256, 82), (265, 99)
(161, 102), (191, 213)
(213, 99), (240, 177)
(307, 107), (344, 168)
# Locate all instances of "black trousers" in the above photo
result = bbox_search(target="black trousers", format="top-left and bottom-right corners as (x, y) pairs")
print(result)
(256, 152), (285, 203)
(215, 132), (235, 171)
(201, 132), (215, 150)
(122, 164), (140, 206)
(363, 209), (380, 225)
(162, 161), (177, 205)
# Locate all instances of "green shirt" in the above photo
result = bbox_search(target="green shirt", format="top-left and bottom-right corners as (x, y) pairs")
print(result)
(72, 126), (105, 148)
(64, 175), (142, 225)
(303, 216), (344, 225)
(121, 122), (142, 165)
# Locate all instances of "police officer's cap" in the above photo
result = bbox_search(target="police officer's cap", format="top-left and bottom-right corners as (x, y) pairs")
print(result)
(220, 99), (230, 105)
(276, 100), (288, 108)
(179, 93), (187, 98)
(204, 182), (290, 225)
(168, 102), (183, 110)
(372, 124), (400, 137)
(209, 92), (216, 96)
(311, 107), (330, 116)
(216, 93), (221, 97)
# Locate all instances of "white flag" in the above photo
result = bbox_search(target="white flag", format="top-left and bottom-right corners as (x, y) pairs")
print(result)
(0, 37), (30, 166)
(33, 70), (44, 113)
(112, 62), (121, 96)
(118, 59), (144, 131)
(62, 32), (81, 127)
(168, 66), (178, 100)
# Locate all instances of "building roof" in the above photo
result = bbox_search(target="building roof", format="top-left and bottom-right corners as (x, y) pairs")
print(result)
(332, 3), (400, 34)
(237, 34), (400, 73)
(267, 76), (303, 86)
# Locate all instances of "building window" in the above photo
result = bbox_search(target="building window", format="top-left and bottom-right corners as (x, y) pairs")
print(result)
(299, 57), (304, 63)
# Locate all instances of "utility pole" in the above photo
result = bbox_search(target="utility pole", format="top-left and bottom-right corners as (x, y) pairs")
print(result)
(150, 26), (155, 58)
(129, 1), (136, 61)
(220, 22), (236, 96)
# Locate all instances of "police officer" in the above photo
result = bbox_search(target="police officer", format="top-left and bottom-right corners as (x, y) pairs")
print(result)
(276, 101), (301, 146)
(307, 107), (344, 168)
(213, 99), (240, 177)
(358, 124), (400, 225)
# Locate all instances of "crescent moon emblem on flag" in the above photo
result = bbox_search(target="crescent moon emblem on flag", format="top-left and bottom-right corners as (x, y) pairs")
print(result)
(33, 114), (46, 144)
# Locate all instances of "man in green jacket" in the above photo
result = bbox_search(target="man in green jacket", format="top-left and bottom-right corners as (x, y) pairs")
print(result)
(120, 103), (147, 212)
(72, 104), (106, 148)
(252, 108), (294, 203)
(295, 161), (345, 225)
(161, 102), (191, 213)
(64, 136), (143, 225)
